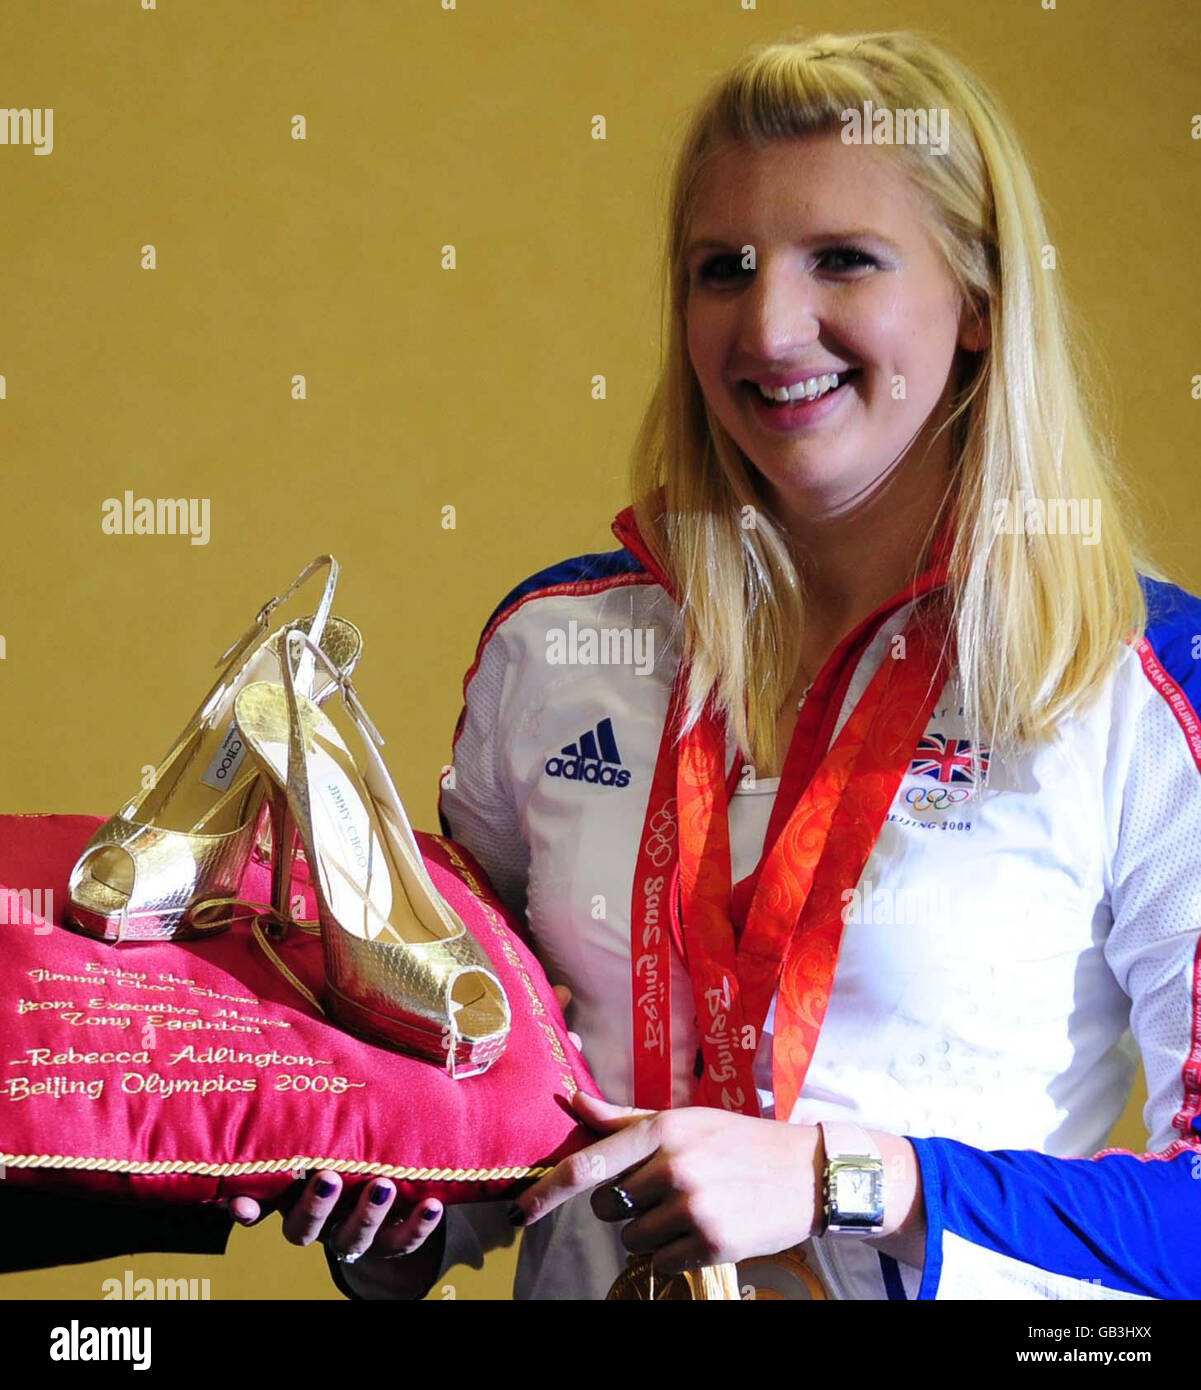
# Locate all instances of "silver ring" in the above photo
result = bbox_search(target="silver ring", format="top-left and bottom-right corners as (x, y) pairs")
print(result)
(335, 1248), (363, 1265)
(611, 1185), (637, 1214)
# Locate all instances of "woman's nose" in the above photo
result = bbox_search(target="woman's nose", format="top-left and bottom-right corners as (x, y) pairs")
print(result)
(737, 259), (823, 360)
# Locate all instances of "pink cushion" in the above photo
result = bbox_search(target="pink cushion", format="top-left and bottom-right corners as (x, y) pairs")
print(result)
(0, 814), (601, 1210)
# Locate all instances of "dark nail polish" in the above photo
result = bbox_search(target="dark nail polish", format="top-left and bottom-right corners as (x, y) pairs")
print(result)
(314, 1178), (337, 1198)
(422, 1206), (439, 1220)
(370, 1184), (391, 1205)
(506, 1204), (526, 1226)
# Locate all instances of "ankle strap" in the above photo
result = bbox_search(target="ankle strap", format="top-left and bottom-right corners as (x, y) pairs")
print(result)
(281, 624), (384, 749)
(215, 555), (340, 672)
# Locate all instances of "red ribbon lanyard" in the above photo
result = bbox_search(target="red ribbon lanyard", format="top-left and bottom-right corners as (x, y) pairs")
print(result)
(629, 672), (710, 1111)
(629, 596), (953, 1118)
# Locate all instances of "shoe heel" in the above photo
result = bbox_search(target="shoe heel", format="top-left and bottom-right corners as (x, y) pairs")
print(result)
(265, 786), (301, 938)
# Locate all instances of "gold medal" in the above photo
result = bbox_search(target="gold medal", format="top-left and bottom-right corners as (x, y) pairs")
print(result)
(605, 1247), (828, 1301)
(736, 1246), (829, 1300)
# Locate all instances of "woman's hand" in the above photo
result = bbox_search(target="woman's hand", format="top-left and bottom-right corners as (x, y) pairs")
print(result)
(225, 1172), (443, 1254)
(509, 1091), (925, 1276)
(553, 982), (583, 1051)
(221, 985), (585, 1267)
(510, 1092), (820, 1273)
(224, 1169), (449, 1301)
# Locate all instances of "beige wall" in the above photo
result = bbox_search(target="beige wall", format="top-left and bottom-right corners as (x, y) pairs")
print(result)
(1, 0), (1196, 1298)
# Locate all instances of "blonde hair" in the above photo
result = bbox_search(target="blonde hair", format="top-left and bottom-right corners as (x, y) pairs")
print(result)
(629, 28), (1161, 777)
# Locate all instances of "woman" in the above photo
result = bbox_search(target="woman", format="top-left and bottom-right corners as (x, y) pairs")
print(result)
(230, 28), (1201, 1300)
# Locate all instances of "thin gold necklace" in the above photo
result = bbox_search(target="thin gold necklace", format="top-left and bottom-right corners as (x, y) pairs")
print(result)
(795, 664), (814, 712)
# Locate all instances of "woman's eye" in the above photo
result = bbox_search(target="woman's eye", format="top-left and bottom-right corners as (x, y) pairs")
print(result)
(817, 247), (878, 273)
(692, 246), (879, 285)
(693, 253), (747, 284)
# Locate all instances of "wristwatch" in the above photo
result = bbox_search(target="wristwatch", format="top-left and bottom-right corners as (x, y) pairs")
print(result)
(818, 1120), (886, 1237)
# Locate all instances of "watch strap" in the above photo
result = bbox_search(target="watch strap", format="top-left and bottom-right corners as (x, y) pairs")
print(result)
(818, 1120), (882, 1163)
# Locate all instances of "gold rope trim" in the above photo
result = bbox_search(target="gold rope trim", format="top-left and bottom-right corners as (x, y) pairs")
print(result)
(0, 830), (561, 1185)
(0, 1153), (552, 1180)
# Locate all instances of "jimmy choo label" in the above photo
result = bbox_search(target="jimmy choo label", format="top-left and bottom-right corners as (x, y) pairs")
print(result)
(200, 721), (249, 792)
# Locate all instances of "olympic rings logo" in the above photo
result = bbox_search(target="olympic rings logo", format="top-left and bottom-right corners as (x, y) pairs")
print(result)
(643, 798), (677, 867)
(904, 785), (970, 812)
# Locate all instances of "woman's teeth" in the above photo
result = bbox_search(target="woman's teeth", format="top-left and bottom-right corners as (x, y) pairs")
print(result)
(754, 371), (849, 405)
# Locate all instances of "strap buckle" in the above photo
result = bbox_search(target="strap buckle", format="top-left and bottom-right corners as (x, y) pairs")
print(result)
(214, 597), (277, 669)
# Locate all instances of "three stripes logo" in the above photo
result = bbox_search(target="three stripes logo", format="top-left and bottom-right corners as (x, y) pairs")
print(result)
(544, 717), (631, 788)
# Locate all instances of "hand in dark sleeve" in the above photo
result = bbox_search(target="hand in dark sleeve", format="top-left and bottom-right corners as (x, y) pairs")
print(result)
(0, 1187), (233, 1274)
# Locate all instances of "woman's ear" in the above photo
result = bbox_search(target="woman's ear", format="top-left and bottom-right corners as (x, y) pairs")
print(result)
(958, 297), (990, 353)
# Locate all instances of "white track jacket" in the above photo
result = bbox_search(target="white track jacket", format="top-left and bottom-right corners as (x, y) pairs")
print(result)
(427, 502), (1201, 1301)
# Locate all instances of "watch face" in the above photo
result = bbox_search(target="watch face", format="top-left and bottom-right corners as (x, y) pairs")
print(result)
(831, 1165), (884, 1218)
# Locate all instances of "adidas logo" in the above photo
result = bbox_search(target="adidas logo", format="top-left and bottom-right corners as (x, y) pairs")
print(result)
(544, 717), (631, 788)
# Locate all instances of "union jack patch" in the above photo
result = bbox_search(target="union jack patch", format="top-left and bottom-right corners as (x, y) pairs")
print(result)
(909, 733), (989, 785)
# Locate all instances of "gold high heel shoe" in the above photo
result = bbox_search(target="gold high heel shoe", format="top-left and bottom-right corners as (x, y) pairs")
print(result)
(234, 625), (511, 1077)
(67, 557), (362, 945)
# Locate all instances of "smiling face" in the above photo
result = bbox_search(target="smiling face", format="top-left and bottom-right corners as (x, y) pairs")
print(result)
(684, 131), (985, 529)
